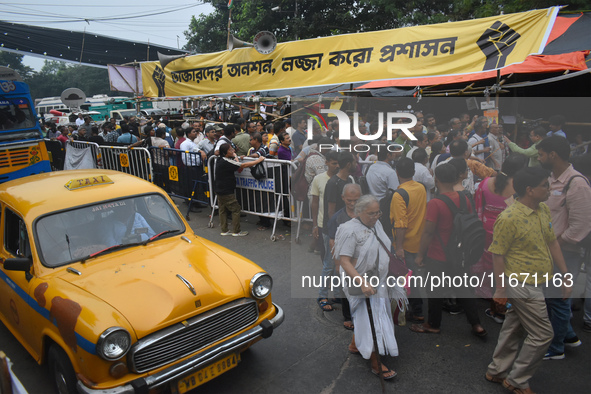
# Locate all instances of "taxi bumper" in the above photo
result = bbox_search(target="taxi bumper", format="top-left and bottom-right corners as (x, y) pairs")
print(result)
(77, 303), (284, 394)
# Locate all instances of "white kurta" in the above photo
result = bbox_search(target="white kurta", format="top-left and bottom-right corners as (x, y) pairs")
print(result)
(333, 218), (406, 360)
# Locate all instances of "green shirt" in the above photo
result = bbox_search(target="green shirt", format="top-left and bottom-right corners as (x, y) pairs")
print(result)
(489, 200), (556, 285)
(232, 131), (251, 156)
(508, 141), (540, 167)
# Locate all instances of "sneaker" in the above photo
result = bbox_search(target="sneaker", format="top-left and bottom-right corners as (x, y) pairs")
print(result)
(442, 299), (464, 315)
(564, 336), (582, 348)
(543, 351), (565, 360)
(583, 323), (591, 333)
(232, 231), (249, 237)
(485, 308), (505, 324)
(448, 304), (464, 315)
(220, 231), (232, 236)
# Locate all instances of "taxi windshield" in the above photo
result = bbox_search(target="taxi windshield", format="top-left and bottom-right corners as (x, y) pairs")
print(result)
(35, 194), (185, 267)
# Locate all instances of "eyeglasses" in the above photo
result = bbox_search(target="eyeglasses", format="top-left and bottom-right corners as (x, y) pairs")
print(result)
(366, 210), (382, 218)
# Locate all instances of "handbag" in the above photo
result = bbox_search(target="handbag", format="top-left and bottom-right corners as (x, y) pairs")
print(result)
(373, 230), (409, 277)
(251, 161), (267, 181)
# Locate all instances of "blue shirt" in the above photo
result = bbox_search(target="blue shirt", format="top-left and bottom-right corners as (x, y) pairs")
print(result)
(547, 129), (566, 138)
(117, 133), (138, 144)
(103, 213), (156, 247)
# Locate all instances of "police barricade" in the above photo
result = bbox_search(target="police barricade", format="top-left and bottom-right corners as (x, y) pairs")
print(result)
(207, 156), (300, 242)
(44, 139), (65, 170)
(149, 146), (210, 219)
(69, 140), (101, 168)
(98, 145), (152, 182)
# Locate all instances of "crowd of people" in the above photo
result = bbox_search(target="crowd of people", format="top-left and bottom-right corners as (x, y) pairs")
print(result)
(288, 111), (590, 393)
(39, 105), (591, 391)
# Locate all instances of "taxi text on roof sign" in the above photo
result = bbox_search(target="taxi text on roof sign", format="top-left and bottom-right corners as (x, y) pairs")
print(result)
(65, 175), (114, 190)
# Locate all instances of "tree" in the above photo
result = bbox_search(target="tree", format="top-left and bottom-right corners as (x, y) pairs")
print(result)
(184, 0), (591, 54)
(24, 61), (114, 100)
(184, 0), (395, 54)
(0, 51), (34, 79)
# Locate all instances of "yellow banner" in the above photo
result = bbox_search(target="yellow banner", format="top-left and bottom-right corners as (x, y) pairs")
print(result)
(142, 8), (558, 97)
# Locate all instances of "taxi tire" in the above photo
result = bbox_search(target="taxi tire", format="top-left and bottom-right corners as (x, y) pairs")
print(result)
(48, 344), (77, 394)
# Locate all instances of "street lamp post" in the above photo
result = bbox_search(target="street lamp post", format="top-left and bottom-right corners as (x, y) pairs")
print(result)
(272, 1), (299, 40)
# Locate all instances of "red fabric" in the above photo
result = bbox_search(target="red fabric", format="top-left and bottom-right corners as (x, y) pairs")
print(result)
(359, 51), (590, 88)
(425, 192), (473, 261)
(547, 15), (581, 44)
(174, 137), (186, 150)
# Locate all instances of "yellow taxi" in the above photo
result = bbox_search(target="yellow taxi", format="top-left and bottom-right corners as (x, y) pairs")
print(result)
(0, 169), (283, 393)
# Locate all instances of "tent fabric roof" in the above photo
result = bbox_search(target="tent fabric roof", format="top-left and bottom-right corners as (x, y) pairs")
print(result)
(359, 51), (590, 88)
(0, 21), (186, 68)
(358, 13), (591, 90)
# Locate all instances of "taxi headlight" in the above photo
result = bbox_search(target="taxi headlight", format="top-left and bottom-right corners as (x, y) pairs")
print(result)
(250, 273), (273, 299)
(97, 327), (131, 361)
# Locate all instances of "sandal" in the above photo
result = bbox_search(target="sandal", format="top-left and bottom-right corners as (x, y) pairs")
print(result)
(343, 320), (354, 330)
(472, 324), (488, 337)
(348, 344), (359, 354)
(503, 380), (536, 394)
(317, 298), (334, 312)
(485, 372), (504, 384)
(372, 365), (397, 380)
(410, 323), (440, 334)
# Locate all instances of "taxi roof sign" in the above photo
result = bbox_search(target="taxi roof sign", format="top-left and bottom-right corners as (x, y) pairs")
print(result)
(65, 175), (113, 191)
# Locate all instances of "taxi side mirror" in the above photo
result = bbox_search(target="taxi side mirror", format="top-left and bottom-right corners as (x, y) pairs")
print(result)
(4, 258), (33, 281)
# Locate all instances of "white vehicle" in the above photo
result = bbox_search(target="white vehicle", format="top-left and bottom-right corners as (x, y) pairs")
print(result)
(35, 95), (129, 117)
(152, 100), (183, 111)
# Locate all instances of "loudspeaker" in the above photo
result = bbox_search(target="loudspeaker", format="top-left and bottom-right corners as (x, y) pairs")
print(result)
(157, 52), (187, 69)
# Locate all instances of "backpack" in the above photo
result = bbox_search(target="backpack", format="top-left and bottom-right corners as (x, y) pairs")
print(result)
(292, 152), (320, 201)
(561, 175), (591, 249)
(379, 188), (410, 239)
(435, 191), (486, 269)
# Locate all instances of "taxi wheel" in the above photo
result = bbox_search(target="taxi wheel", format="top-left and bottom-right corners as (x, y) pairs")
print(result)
(48, 345), (77, 394)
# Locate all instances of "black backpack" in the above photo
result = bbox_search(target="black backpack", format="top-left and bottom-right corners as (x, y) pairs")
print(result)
(435, 191), (486, 269)
(379, 188), (410, 239)
(291, 152), (320, 201)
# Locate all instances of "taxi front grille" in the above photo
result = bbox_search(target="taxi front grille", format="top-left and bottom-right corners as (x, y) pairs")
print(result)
(128, 299), (258, 373)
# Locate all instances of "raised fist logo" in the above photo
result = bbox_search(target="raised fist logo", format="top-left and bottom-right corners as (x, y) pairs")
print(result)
(152, 66), (166, 97)
(477, 21), (521, 71)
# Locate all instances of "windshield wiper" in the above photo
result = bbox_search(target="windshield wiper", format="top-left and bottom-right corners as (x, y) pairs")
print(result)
(82, 242), (143, 261)
(78, 230), (181, 262)
(147, 229), (181, 242)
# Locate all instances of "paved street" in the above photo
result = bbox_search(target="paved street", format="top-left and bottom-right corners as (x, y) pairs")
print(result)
(1, 200), (590, 393)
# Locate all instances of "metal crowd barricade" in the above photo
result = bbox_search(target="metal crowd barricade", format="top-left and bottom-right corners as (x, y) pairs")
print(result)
(207, 156), (301, 242)
(69, 140), (101, 168)
(98, 145), (152, 182)
(43, 138), (65, 170)
(149, 146), (210, 219)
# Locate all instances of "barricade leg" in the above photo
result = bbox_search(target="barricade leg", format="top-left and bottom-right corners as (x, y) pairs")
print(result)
(207, 195), (218, 228)
(269, 194), (283, 242)
(295, 200), (303, 244)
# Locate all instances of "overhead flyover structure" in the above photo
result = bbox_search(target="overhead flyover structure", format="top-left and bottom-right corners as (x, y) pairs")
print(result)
(0, 21), (186, 68)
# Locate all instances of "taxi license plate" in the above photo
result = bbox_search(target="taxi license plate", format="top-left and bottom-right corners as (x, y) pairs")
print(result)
(176, 353), (240, 393)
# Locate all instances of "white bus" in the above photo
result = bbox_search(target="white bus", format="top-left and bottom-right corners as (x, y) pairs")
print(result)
(34, 94), (129, 117)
